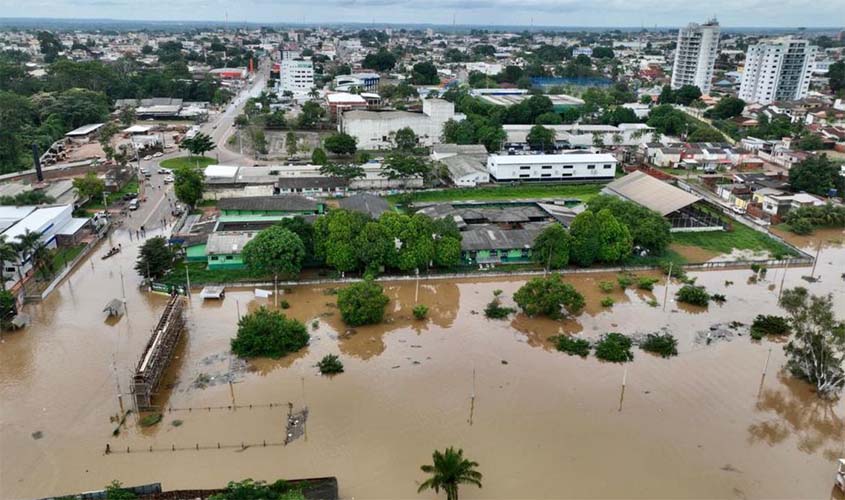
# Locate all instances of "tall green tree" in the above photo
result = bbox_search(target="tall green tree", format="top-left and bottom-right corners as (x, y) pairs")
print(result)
(393, 127), (418, 151)
(411, 61), (440, 85)
(532, 223), (571, 269)
(323, 133), (357, 155)
(780, 287), (845, 398)
(526, 124), (556, 152)
(311, 147), (328, 165)
(417, 447), (483, 500)
(568, 210), (601, 267)
(789, 155), (844, 196)
(134, 237), (175, 280)
(595, 209), (633, 263)
(241, 226), (305, 279)
(0, 235), (19, 291)
(72, 171), (105, 201)
(355, 221), (393, 274)
(181, 133), (215, 156)
(314, 209), (369, 272)
(381, 153), (431, 187)
(231, 307), (309, 359)
(173, 166), (205, 208)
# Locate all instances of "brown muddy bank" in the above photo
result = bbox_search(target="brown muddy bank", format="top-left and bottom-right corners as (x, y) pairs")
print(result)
(1, 226), (844, 499)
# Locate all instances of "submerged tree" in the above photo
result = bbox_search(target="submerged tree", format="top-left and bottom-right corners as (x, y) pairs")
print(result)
(417, 447), (482, 500)
(779, 287), (845, 399)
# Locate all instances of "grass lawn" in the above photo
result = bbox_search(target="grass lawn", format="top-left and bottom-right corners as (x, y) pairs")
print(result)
(671, 223), (797, 258)
(624, 248), (688, 267)
(389, 183), (605, 205)
(160, 156), (216, 170)
(161, 261), (269, 286)
(51, 244), (86, 271)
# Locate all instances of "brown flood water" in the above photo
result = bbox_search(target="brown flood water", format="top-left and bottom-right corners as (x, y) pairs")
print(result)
(1, 226), (845, 499)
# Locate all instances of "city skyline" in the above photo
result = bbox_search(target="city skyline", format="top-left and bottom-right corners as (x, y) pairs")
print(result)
(0, 0), (843, 28)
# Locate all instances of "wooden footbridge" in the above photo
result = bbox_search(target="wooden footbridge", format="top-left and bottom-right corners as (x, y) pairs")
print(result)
(131, 295), (186, 411)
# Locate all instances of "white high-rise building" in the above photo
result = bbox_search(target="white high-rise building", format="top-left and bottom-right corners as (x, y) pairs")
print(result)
(279, 58), (315, 97)
(671, 19), (720, 95)
(738, 38), (817, 105)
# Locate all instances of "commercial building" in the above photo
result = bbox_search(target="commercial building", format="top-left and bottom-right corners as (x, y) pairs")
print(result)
(325, 92), (369, 119)
(431, 144), (490, 187)
(339, 99), (460, 150)
(738, 38), (818, 105)
(671, 19), (720, 95)
(279, 58), (315, 97)
(487, 153), (617, 183)
(333, 72), (380, 92)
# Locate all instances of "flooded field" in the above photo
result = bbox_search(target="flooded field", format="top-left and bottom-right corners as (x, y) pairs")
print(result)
(1, 226), (844, 499)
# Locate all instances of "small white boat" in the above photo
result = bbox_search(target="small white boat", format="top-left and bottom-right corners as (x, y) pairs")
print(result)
(199, 286), (225, 300)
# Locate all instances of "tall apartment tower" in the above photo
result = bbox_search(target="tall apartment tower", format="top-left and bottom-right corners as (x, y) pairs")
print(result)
(738, 38), (817, 105)
(279, 58), (315, 97)
(671, 18), (720, 95)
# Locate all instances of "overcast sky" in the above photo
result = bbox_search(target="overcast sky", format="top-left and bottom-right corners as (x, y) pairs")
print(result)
(0, 0), (841, 27)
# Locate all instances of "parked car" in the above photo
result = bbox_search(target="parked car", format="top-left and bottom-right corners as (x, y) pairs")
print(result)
(143, 155), (152, 161)
(163, 175), (175, 183)
(128, 199), (140, 210)
(158, 168), (170, 174)
(153, 152), (164, 158)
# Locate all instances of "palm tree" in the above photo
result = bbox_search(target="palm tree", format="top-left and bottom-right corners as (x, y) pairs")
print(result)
(15, 230), (41, 266)
(31, 241), (54, 280)
(417, 447), (482, 500)
(0, 235), (19, 291)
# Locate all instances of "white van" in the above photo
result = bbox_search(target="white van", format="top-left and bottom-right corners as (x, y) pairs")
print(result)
(128, 199), (140, 211)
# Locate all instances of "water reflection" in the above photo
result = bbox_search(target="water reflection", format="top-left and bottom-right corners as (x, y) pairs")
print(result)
(748, 372), (845, 459)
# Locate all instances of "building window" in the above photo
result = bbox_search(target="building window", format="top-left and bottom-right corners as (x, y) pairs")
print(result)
(563, 165), (574, 169)
(604, 164), (612, 169)
(225, 256), (234, 260)
(210, 256), (219, 261)
(519, 174), (530, 178)
(519, 166), (531, 170)
(541, 165), (552, 169)
(541, 173), (552, 177)
(587, 165), (596, 169)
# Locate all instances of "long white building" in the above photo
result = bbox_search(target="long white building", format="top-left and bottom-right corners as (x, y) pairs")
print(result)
(671, 19), (720, 95)
(487, 153), (617, 183)
(738, 38), (817, 105)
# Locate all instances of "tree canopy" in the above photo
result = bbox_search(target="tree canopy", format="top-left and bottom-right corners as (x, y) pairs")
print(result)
(336, 277), (390, 326)
(173, 165), (205, 207)
(134, 237), (174, 280)
(788, 155), (844, 196)
(241, 226), (305, 278)
(513, 274), (585, 319)
(231, 307), (309, 359)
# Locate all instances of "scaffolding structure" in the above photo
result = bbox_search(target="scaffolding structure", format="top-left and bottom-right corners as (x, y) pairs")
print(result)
(131, 295), (186, 411)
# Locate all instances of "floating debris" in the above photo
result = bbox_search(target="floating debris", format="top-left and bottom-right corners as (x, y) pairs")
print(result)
(284, 404), (308, 445)
(31, 431), (43, 440)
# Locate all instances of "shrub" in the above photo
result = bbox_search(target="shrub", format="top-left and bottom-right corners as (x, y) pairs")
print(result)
(675, 285), (710, 306)
(279, 299), (290, 309)
(711, 293), (727, 303)
(484, 299), (515, 319)
(317, 354), (344, 374)
(139, 413), (162, 427)
(412, 304), (429, 320)
(514, 274), (585, 319)
(336, 277), (390, 326)
(640, 333), (678, 358)
(231, 307), (309, 358)
(552, 335), (591, 357)
(617, 275), (634, 289)
(637, 277), (659, 291)
(595, 332), (634, 362)
(598, 281), (615, 293)
(661, 261), (690, 283)
(750, 263), (768, 277)
(647, 298), (659, 307)
(600, 297), (615, 307)
(750, 314), (791, 340)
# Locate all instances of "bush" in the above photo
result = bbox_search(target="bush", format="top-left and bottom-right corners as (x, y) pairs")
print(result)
(750, 263), (768, 277)
(412, 304), (429, 320)
(484, 299), (515, 319)
(675, 285), (710, 306)
(336, 277), (390, 326)
(317, 354), (344, 374)
(231, 307), (309, 358)
(514, 274), (585, 319)
(279, 299), (290, 309)
(552, 335), (591, 357)
(598, 281), (615, 293)
(595, 333), (634, 362)
(637, 277), (659, 291)
(139, 413), (163, 427)
(750, 314), (791, 340)
(617, 275), (634, 289)
(600, 297), (615, 307)
(711, 293), (726, 303)
(647, 298), (659, 307)
(640, 333), (678, 358)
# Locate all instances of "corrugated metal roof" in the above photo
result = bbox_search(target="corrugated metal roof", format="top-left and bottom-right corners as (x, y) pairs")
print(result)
(603, 171), (701, 216)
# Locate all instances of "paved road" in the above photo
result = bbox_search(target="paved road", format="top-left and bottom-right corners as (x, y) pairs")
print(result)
(121, 61), (272, 233)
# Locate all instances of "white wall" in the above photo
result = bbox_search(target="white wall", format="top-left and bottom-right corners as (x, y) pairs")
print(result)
(487, 155), (616, 182)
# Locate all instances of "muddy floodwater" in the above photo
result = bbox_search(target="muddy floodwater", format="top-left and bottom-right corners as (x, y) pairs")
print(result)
(2, 226), (845, 499)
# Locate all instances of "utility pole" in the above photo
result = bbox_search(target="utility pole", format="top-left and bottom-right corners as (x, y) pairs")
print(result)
(185, 265), (191, 297)
(662, 262), (673, 311)
(778, 259), (789, 301)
